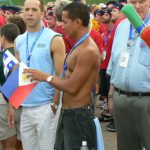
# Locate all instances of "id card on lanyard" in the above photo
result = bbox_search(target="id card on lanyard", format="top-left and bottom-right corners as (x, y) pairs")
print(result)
(119, 49), (129, 68)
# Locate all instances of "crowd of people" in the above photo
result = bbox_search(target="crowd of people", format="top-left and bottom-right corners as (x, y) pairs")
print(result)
(0, 0), (150, 150)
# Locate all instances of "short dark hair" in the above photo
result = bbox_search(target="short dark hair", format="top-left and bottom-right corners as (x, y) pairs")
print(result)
(8, 15), (26, 34)
(0, 23), (20, 43)
(63, 2), (90, 27)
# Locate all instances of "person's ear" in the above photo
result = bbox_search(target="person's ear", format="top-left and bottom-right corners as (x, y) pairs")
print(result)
(76, 18), (82, 26)
(0, 35), (5, 49)
(41, 11), (45, 18)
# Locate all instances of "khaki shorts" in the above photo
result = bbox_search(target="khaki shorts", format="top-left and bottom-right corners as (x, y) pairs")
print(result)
(0, 105), (22, 140)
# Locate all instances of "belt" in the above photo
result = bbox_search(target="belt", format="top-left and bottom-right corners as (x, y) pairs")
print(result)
(115, 87), (150, 97)
(61, 105), (92, 113)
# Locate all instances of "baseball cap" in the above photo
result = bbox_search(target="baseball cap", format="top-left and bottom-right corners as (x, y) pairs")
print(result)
(111, 2), (124, 10)
(106, 1), (117, 7)
(5, 6), (21, 14)
(0, 5), (7, 11)
(119, 0), (127, 3)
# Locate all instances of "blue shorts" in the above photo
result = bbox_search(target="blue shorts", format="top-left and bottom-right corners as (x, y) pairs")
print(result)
(55, 106), (97, 150)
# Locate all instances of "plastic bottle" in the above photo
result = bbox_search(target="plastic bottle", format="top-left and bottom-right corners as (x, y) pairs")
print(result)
(80, 141), (89, 150)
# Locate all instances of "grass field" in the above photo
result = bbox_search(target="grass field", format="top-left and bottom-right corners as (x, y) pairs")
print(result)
(0, 0), (118, 6)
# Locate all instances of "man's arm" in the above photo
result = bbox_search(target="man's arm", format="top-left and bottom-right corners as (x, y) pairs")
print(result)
(24, 47), (99, 95)
(50, 49), (99, 95)
(50, 36), (65, 106)
(7, 42), (20, 128)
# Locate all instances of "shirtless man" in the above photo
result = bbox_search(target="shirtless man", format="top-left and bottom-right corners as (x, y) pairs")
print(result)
(24, 2), (100, 150)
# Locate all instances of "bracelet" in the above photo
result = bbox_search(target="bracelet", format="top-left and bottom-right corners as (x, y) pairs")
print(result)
(50, 102), (58, 110)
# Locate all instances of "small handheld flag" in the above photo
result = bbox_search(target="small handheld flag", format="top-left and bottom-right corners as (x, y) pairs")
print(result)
(1, 63), (38, 109)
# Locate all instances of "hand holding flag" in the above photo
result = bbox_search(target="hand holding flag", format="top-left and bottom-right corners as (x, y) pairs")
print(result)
(23, 68), (50, 82)
(1, 63), (38, 109)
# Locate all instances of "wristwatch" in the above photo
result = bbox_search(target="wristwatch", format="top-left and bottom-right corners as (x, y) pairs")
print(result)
(46, 76), (53, 83)
(50, 102), (58, 110)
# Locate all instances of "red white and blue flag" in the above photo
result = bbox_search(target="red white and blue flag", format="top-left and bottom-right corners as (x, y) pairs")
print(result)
(1, 63), (38, 109)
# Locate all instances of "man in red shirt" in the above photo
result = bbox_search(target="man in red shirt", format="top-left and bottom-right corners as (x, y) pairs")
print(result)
(98, 7), (113, 106)
(0, 5), (6, 16)
(98, 5), (125, 131)
(0, 15), (6, 28)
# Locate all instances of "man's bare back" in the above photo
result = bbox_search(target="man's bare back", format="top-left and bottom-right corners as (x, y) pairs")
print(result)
(63, 37), (100, 108)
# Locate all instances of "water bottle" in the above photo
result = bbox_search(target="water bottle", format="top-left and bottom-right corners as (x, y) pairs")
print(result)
(80, 141), (89, 150)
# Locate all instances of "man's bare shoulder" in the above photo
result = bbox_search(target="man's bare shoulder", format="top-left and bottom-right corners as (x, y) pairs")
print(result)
(78, 38), (100, 65)
(51, 35), (64, 44)
(51, 35), (65, 53)
(80, 38), (100, 57)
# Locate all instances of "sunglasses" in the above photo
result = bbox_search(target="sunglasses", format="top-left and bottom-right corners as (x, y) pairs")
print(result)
(97, 10), (112, 16)
(96, 10), (105, 16)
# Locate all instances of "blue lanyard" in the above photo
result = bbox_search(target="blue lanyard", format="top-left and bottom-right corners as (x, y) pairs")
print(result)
(128, 13), (150, 47)
(69, 32), (90, 55)
(26, 27), (44, 67)
(104, 27), (114, 46)
(62, 32), (90, 78)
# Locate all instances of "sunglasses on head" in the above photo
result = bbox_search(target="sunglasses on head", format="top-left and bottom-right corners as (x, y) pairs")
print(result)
(96, 10), (105, 16)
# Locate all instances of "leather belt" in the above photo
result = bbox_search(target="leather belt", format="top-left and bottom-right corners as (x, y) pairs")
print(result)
(115, 87), (150, 97)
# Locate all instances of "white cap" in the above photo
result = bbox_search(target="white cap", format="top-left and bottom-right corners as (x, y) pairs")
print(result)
(82, 141), (87, 146)
(99, 3), (107, 8)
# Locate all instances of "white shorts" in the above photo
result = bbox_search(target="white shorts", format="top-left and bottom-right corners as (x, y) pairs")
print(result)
(20, 103), (60, 150)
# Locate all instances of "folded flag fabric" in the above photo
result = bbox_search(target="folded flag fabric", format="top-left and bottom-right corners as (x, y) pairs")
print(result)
(3, 49), (19, 78)
(1, 63), (38, 109)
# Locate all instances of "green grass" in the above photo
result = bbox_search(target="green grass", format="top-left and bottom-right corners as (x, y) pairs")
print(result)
(0, 0), (117, 6)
